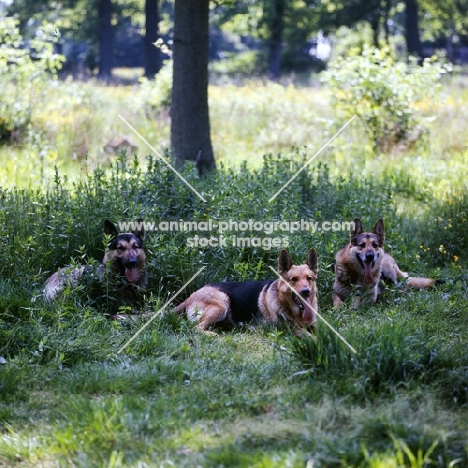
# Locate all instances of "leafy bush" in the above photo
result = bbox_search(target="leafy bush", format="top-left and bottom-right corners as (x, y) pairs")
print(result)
(139, 60), (173, 115)
(0, 16), (64, 144)
(210, 50), (264, 76)
(322, 46), (449, 152)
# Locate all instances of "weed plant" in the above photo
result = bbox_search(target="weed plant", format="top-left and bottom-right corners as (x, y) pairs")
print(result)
(0, 148), (467, 467)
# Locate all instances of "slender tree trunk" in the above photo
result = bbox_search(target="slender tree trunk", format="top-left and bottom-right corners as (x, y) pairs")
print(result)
(383, 0), (391, 46)
(144, 0), (161, 77)
(405, 0), (422, 58)
(98, 0), (113, 81)
(370, 13), (380, 48)
(267, 0), (285, 81)
(171, 0), (215, 174)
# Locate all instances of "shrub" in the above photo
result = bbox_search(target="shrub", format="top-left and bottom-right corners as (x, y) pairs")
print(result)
(322, 46), (449, 152)
(139, 60), (173, 116)
(0, 16), (64, 144)
(210, 50), (264, 76)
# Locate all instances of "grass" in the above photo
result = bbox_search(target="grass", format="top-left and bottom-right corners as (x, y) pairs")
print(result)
(0, 74), (467, 467)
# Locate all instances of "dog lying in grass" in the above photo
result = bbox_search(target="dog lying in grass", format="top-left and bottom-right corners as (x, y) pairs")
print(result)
(43, 220), (147, 305)
(175, 249), (318, 337)
(333, 218), (438, 308)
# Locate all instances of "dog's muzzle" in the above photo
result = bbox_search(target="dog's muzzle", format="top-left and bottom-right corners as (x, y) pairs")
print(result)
(293, 289), (310, 309)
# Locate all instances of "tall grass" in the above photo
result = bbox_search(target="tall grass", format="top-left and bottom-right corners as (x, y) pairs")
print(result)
(2, 75), (467, 193)
(291, 318), (468, 404)
(0, 79), (467, 467)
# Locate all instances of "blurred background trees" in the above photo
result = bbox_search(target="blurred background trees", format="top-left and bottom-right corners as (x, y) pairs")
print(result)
(3, 0), (468, 81)
(1, 0), (467, 171)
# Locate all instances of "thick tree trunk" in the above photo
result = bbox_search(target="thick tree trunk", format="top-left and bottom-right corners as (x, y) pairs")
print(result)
(144, 0), (161, 77)
(267, 0), (285, 81)
(98, 0), (113, 81)
(171, 0), (215, 174)
(405, 0), (422, 58)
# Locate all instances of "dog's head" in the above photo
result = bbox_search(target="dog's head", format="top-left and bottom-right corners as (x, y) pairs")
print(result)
(349, 218), (385, 285)
(103, 220), (146, 284)
(277, 249), (318, 328)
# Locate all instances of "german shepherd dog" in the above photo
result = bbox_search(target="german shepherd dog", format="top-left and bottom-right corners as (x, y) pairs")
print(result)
(175, 249), (318, 337)
(43, 220), (147, 304)
(333, 218), (437, 308)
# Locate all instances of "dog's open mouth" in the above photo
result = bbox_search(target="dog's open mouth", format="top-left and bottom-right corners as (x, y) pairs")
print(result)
(356, 255), (375, 285)
(124, 266), (139, 283)
(293, 292), (314, 324)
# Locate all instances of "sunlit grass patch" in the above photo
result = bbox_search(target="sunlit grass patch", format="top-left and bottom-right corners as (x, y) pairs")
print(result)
(2, 75), (468, 194)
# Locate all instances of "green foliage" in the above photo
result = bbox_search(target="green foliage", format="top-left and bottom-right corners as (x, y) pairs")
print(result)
(291, 321), (435, 398)
(139, 59), (173, 114)
(2, 150), (459, 358)
(210, 50), (264, 76)
(322, 46), (450, 152)
(0, 16), (64, 144)
(421, 195), (468, 263)
(291, 308), (468, 407)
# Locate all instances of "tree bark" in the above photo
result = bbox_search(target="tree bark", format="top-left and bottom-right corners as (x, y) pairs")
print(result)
(144, 0), (161, 77)
(171, 0), (215, 174)
(370, 13), (380, 48)
(383, 0), (391, 46)
(405, 0), (422, 58)
(98, 0), (113, 81)
(267, 0), (285, 81)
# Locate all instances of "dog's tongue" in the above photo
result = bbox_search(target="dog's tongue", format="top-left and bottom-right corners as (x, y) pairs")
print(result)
(302, 301), (315, 325)
(364, 261), (374, 285)
(125, 267), (138, 283)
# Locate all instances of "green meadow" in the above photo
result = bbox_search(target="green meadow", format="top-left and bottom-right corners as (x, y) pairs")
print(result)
(0, 69), (467, 467)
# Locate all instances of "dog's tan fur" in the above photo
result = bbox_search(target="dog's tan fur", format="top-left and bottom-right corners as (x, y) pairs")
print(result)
(333, 218), (436, 308)
(175, 249), (318, 337)
(43, 220), (147, 302)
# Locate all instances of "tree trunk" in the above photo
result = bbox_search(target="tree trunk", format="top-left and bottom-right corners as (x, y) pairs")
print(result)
(144, 0), (161, 77)
(405, 0), (422, 58)
(98, 0), (113, 81)
(267, 0), (285, 81)
(383, 0), (391, 46)
(171, 0), (215, 174)
(370, 13), (380, 48)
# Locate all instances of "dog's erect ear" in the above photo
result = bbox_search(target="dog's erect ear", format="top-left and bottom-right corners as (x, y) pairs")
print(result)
(103, 220), (119, 238)
(372, 219), (385, 246)
(131, 219), (145, 244)
(306, 248), (318, 275)
(350, 218), (364, 245)
(278, 250), (293, 274)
